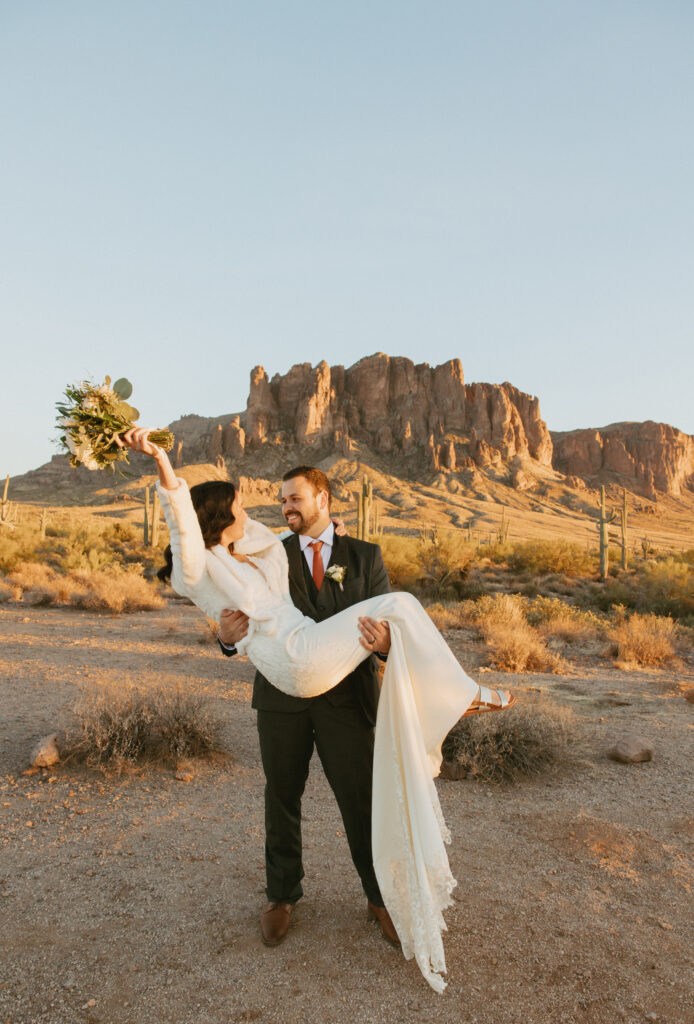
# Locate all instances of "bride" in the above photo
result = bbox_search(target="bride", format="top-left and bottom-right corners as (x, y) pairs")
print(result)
(121, 428), (515, 992)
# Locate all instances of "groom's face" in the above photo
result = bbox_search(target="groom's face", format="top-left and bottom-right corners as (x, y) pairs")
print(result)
(281, 475), (329, 535)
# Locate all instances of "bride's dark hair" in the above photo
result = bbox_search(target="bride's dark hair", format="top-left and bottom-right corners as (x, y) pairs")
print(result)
(157, 480), (238, 581)
(189, 480), (238, 548)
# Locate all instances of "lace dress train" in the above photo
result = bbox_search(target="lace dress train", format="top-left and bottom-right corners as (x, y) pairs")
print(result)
(250, 590), (478, 991)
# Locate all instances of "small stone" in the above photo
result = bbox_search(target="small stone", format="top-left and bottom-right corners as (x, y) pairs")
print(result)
(81, 999), (96, 1009)
(657, 920), (673, 931)
(30, 733), (60, 769)
(683, 688), (694, 703)
(174, 771), (193, 782)
(25, 821), (33, 828)
(608, 735), (654, 764)
(439, 761), (468, 781)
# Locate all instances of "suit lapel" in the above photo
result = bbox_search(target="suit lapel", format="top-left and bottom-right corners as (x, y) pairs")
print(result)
(284, 533), (318, 617)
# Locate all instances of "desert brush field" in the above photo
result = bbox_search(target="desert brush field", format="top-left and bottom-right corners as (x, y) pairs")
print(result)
(1, 486), (693, 1024)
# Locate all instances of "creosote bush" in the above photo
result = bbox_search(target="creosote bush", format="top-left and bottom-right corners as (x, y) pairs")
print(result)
(608, 610), (677, 667)
(6, 562), (164, 613)
(471, 594), (566, 674)
(442, 696), (581, 783)
(60, 681), (223, 770)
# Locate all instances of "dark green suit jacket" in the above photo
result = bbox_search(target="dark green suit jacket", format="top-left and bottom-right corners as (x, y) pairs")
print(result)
(250, 531), (391, 727)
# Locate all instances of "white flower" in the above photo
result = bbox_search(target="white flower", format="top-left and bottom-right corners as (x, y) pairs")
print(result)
(325, 564), (347, 591)
(81, 396), (99, 412)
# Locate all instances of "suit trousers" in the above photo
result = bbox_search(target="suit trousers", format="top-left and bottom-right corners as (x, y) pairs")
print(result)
(257, 696), (384, 907)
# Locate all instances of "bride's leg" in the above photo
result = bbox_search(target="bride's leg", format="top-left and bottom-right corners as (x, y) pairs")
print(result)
(287, 591), (480, 718)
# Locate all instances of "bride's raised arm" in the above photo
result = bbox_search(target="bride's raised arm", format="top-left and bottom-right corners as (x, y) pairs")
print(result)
(118, 427), (206, 588)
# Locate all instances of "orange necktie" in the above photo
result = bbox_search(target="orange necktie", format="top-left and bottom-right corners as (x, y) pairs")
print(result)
(309, 540), (324, 590)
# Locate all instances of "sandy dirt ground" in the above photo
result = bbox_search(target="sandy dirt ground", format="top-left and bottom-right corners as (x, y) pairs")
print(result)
(1, 600), (692, 1024)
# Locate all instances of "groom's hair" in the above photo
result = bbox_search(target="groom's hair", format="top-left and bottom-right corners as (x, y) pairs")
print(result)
(282, 465), (331, 503)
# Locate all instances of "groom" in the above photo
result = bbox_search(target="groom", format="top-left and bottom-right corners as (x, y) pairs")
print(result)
(218, 465), (399, 948)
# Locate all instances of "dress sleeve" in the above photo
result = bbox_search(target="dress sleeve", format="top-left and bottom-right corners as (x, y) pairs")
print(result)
(155, 479), (206, 588)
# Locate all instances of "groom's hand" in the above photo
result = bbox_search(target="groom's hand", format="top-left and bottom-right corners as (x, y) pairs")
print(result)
(358, 616), (391, 655)
(219, 609), (249, 646)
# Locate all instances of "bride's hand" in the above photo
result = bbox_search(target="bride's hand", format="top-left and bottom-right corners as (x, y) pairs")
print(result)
(332, 517), (348, 537)
(116, 427), (166, 459)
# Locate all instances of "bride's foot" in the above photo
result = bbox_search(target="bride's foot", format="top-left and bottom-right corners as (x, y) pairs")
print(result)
(463, 684), (516, 717)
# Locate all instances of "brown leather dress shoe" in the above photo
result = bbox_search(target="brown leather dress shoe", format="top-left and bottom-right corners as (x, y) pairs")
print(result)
(260, 902), (294, 946)
(367, 902), (401, 947)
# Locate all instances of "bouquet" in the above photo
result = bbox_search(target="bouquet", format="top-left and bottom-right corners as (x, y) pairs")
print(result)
(56, 376), (174, 471)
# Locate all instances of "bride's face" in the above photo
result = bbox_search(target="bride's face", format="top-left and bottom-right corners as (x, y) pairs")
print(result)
(219, 493), (247, 547)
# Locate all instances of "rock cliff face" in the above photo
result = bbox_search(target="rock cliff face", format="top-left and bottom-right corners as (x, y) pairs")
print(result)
(242, 353), (553, 471)
(551, 422), (694, 498)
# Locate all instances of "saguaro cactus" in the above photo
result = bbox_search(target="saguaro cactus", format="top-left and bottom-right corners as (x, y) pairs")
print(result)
(620, 488), (628, 571)
(40, 508), (48, 541)
(497, 506), (510, 544)
(357, 476), (373, 541)
(143, 486), (151, 544)
(1, 474), (9, 522)
(151, 490), (161, 548)
(598, 485), (617, 580)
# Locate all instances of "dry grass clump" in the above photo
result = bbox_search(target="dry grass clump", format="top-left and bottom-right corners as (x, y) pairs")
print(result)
(380, 531), (475, 597)
(8, 561), (164, 613)
(61, 681), (223, 770)
(484, 624), (566, 673)
(526, 596), (604, 644)
(506, 540), (595, 577)
(416, 530), (475, 597)
(424, 600), (476, 630)
(442, 696), (580, 784)
(472, 594), (566, 673)
(69, 569), (165, 613)
(378, 534), (421, 590)
(608, 611), (677, 667)
(0, 577), (18, 603)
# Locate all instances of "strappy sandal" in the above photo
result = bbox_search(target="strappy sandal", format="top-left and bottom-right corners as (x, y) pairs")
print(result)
(463, 684), (517, 717)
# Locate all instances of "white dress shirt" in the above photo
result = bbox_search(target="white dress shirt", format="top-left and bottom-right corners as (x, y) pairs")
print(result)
(299, 521), (335, 575)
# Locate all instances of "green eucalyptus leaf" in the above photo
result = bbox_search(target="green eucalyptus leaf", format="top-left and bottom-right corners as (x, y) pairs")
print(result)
(113, 377), (133, 400)
(115, 402), (140, 422)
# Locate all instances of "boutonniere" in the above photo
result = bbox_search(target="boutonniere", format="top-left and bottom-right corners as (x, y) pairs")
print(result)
(325, 564), (347, 591)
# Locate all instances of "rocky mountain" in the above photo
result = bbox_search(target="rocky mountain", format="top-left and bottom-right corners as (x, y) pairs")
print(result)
(551, 421), (694, 499)
(9, 354), (694, 504)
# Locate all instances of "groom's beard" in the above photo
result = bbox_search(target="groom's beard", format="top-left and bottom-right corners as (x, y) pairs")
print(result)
(283, 506), (320, 534)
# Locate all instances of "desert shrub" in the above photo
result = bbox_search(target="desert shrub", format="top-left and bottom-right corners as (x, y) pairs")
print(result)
(469, 594), (566, 673)
(61, 681), (222, 770)
(472, 592), (527, 629)
(380, 531), (476, 597)
(425, 601), (476, 630)
(416, 531), (475, 597)
(0, 513), (168, 578)
(483, 624), (566, 673)
(69, 568), (165, 613)
(0, 577), (17, 602)
(506, 540), (595, 577)
(608, 611), (677, 667)
(442, 696), (581, 783)
(638, 558), (694, 619)
(526, 596), (604, 643)
(378, 534), (421, 590)
(7, 561), (164, 613)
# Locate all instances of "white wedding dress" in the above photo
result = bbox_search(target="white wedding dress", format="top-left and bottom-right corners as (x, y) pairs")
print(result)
(158, 480), (479, 991)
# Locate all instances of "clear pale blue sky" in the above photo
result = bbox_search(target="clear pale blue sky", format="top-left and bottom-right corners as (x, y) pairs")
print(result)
(2, 1), (692, 477)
